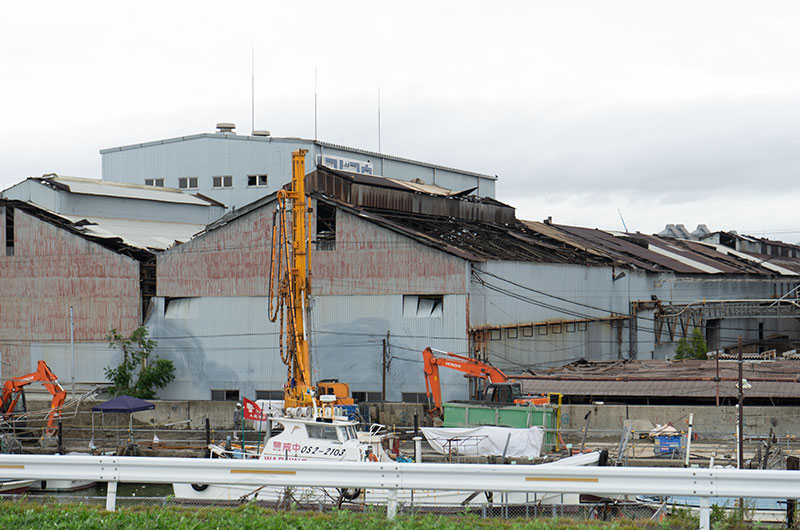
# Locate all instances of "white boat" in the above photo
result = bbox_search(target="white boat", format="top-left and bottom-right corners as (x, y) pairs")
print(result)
(0, 479), (34, 494)
(29, 479), (96, 492)
(173, 406), (606, 507)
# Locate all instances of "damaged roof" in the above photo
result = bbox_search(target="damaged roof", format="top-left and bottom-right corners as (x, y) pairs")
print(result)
(2, 199), (204, 257)
(30, 174), (223, 206)
(199, 166), (800, 275)
(517, 358), (800, 400)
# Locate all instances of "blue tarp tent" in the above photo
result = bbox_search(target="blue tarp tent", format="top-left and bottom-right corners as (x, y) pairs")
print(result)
(92, 395), (154, 413)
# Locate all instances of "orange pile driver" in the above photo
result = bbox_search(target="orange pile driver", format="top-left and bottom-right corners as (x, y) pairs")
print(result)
(422, 346), (548, 417)
(0, 361), (66, 435)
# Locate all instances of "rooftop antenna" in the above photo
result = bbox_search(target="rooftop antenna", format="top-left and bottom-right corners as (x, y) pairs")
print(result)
(251, 45), (255, 135)
(314, 66), (318, 141)
(377, 85), (382, 154)
(617, 208), (629, 233)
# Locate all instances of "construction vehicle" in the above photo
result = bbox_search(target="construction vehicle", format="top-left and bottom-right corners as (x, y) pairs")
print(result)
(422, 346), (548, 417)
(0, 361), (66, 435)
(268, 149), (354, 410)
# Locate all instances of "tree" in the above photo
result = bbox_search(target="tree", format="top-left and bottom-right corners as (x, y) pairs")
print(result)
(675, 328), (709, 360)
(104, 326), (175, 399)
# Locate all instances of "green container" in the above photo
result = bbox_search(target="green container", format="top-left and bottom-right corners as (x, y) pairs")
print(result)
(442, 402), (557, 450)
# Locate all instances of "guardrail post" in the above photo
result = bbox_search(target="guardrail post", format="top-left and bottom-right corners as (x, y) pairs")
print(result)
(386, 488), (398, 519)
(698, 497), (710, 530)
(106, 481), (118, 512)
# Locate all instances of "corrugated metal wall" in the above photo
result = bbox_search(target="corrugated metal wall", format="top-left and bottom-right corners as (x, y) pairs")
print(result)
(0, 208), (142, 380)
(145, 294), (470, 402)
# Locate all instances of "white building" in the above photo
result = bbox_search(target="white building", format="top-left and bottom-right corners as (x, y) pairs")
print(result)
(100, 124), (496, 210)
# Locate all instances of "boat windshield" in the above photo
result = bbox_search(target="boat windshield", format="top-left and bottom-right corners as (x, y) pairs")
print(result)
(339, 425), (357, 441)
(306, 424), (338, 440)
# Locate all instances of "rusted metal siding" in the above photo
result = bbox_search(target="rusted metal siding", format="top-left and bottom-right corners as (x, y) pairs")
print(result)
(157, 205), (275, 298)
(0, 209), (141, 379)
(313, 209), (467, 296)
(307, 168), (512, 223)
(158, 201), (468, 298)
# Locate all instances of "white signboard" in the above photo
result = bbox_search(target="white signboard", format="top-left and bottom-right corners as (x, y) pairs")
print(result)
(319, 155), (373, 175)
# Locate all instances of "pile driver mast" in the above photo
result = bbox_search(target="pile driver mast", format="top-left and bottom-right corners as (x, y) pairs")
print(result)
(269, 149), (314, 409)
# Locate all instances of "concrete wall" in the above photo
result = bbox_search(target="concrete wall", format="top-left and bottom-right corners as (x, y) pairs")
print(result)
(559, 404), (800, 441)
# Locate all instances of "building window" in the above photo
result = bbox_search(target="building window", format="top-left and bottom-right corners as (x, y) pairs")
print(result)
(490, 329), (501, 341)
(255, 390), (283, 400)
(507, 328), (519, 339)
(566, 322), (576, 333)
(352, 391), (382, 403)
(402, 392), (429, 404)
(248, 174), (268, 187)
(211, 389), (239, 401)
(178, 177), (198, 190)
(213, 175), (233, 188)
(522, 326), (533, 337)
(316, 203), (336, 251)
(578, 322), (588, 331)
(551, 323), (563, 334)
(403, 295), (443, 318)
(144, 178), (164, 187)
(537, 325), (548, 336)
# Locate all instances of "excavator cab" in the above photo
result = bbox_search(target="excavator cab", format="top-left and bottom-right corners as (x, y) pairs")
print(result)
(0, 388), (27, 432)
(484, 382), (522, 404)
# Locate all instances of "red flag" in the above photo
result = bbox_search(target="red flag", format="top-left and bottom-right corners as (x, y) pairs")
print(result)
(242, 397), (267, 421)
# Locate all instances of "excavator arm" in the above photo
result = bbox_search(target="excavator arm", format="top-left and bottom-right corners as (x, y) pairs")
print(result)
(422, 347), (508, 416)
(0, 361), (66, 434)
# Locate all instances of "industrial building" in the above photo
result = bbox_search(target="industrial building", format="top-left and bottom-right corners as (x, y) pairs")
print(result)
(141, 166), (800, 402)
(100, 123), (496, 210)
(0, 175), (224, 384)
(3, 167), (800, 403)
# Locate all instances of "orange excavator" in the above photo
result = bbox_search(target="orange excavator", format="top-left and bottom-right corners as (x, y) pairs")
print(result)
(422, 347), (548, 417)
(0, 361), (66, 435)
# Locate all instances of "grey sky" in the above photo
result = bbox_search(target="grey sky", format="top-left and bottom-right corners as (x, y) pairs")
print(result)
(2, 1), (800, 239)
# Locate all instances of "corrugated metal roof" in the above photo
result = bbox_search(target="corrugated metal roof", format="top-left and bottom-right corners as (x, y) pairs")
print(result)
(518, 359), (800, 399)
(61, 215), (204, 251)
(39, 175), (219, 206)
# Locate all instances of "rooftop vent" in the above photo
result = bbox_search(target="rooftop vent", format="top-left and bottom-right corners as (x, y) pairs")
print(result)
(253, 130), (271, 137)
(216, 122), (236, 134)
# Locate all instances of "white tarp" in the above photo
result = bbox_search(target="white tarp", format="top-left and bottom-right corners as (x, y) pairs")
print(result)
(420, 426), (543, 459)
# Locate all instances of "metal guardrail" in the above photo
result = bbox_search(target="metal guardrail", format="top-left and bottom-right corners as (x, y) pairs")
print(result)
(1, 454), (798, 527)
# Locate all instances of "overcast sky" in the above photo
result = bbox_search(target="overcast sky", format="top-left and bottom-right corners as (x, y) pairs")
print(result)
(2, 1), (800, 240)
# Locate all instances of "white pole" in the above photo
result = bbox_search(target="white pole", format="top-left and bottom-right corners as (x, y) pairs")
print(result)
(106, 481), (118, 511)
(69, 305), (75, 393)
(386, 488), (398, 519)
(413, 436), (422, 463)
(684, 413), (694, 467)
(699, 496), (710, 529)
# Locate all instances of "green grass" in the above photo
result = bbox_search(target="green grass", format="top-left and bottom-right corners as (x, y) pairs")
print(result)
(0, 500), (699, 529)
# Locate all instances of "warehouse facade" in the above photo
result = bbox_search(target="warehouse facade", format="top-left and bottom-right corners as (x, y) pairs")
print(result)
(100, 124), (497, 211)
(141, 166), (800, 402)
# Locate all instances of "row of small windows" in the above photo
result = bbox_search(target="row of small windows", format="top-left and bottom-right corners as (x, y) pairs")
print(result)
(476, 321), (589, 342)
(144, 175), (268, 190)
(212, 390), (387, 403)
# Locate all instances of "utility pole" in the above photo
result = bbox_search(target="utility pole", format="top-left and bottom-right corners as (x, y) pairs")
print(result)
(382, 338), (387, 401)
(70, 305), (75, 393)
(737, 336), (744, 470)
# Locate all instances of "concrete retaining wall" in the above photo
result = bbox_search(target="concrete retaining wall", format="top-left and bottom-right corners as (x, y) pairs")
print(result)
(559, 404), (800, 441)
